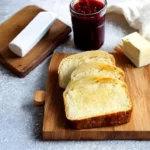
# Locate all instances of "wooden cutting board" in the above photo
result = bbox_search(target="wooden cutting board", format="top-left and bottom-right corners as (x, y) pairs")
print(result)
(42, 52), (150, 140)
(0, 6), (71, 77)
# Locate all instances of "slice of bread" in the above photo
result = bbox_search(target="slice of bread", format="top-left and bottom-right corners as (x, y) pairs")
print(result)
(58, 50), (115, 89)
(71, 62), (125, 82)
(63, 77), (132, 129)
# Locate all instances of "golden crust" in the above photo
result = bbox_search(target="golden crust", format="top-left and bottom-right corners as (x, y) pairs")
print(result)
(68, 109), (132, 129)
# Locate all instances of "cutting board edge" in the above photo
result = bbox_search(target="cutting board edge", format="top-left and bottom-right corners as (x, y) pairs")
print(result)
(42, 130), (150, 140)
(0, 50), (51, 77)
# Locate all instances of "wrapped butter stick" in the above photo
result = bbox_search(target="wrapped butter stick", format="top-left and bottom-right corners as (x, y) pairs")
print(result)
(9, 12), (57, 57)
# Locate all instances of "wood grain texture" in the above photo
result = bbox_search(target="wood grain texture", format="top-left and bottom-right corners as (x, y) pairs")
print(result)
(0, 5), (71, 77)
(42, 52), (150, 140)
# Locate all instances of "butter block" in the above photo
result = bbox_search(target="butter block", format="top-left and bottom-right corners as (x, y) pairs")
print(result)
(122, 32), (150, 67)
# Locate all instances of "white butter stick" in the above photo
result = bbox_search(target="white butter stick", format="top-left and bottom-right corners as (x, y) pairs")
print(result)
(9, 12), (57, 57)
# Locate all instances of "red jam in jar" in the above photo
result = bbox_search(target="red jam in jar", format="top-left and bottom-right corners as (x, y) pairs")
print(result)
(70, 0), (107, 50)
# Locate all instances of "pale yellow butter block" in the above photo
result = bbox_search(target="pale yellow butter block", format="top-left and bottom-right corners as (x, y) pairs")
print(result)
(122, 32), (150, 67)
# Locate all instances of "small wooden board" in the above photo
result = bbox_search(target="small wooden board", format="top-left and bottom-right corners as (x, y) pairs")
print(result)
(0, 6), (71, 77)
(43, 52), (150, 140)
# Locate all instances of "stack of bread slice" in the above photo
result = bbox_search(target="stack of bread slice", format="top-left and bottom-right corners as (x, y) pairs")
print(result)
(58, 50), (132, 129)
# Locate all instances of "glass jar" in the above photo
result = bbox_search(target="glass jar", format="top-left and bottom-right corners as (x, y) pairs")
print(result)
(70, 0), (107, 50)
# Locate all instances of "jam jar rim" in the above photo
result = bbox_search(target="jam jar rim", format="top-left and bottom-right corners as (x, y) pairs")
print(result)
(70, 0), (107, 16)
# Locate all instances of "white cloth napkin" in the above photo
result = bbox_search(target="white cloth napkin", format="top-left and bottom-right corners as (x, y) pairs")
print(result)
(107, 0), (150, 41)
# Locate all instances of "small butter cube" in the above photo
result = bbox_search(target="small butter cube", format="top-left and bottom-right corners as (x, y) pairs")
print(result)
(122, 32), (150, 67)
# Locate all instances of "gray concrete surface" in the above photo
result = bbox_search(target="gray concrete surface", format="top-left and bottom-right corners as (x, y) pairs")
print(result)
(0, 0), (150, 150)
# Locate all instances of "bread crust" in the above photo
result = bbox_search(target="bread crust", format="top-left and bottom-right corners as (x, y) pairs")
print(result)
(67, 109), (132, 129)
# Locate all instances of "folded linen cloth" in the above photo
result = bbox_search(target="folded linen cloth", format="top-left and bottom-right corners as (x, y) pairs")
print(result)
(107, 0), (150, 41)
